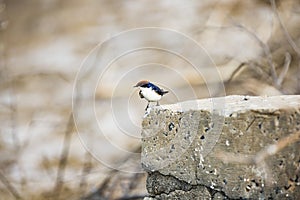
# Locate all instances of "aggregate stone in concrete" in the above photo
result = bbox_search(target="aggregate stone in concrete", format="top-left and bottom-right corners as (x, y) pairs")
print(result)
(141, 95), (300, 199)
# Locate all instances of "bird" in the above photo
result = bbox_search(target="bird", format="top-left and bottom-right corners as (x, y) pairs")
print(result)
(134, 80), (168, 110)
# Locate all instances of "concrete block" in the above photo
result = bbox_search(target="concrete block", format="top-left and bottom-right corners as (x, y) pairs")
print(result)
(141, 95), (300, 199)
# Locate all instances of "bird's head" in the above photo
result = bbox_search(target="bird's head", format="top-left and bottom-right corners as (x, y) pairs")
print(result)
(134, 80), (149, 88)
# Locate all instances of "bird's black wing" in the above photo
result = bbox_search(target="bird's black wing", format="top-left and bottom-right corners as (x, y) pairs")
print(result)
(148, 82), (168, 96)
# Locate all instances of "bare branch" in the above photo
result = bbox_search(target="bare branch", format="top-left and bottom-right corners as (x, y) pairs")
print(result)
(270, 0), (300, 57)
(0, 169), (22, 199)
(216, 131), (300, 185)
(79, 152), (92, 193)
(276, 52), (291, 87)
(234, 24), (278, 87)
(53, 113), (74, 198)
(216, 131), (300, 164)
(227, 62), (246, 83)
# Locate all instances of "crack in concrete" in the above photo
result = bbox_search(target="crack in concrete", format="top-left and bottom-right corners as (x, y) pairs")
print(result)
(147, 171), (231, 199)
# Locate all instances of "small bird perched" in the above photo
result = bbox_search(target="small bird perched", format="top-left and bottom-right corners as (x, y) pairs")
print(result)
(134, 80), (168, 110)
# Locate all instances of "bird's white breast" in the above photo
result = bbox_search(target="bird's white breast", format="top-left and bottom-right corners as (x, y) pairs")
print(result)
(140, 87), (162, 101)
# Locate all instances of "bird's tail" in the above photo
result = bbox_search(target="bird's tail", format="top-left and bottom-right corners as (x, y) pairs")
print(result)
(162, 90), (169, 95)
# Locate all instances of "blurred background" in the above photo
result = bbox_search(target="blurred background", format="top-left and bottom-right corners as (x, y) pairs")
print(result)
(0, 0), (299, 199)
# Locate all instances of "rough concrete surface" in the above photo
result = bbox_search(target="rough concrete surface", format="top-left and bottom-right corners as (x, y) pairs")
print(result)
(141, 95), (300, 199)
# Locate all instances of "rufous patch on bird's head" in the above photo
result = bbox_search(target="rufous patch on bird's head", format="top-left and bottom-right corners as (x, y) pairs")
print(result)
(134, 80), (149, 87)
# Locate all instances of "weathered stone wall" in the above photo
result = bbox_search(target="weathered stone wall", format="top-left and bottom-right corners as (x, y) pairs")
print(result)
(141, 95), (300, 199)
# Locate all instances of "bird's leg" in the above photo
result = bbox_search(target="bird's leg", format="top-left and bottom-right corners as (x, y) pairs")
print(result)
(156, 101), (160, 106)
(145, 102), (150, 110)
